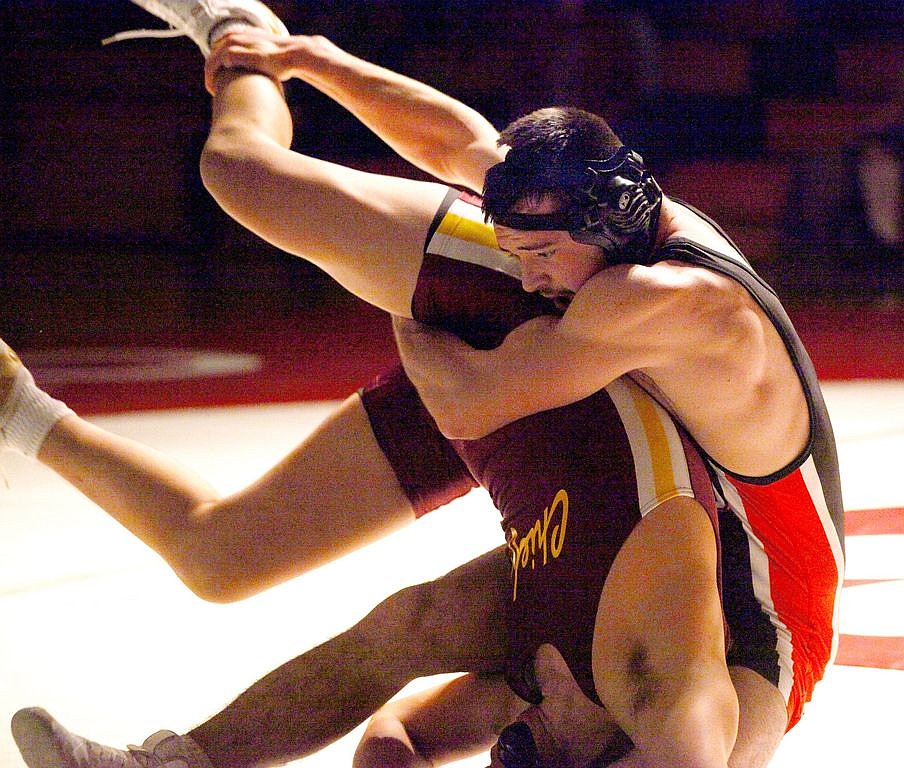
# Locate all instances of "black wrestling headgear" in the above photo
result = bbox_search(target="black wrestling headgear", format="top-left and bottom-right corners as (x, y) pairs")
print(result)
(485, 146), (663, 265)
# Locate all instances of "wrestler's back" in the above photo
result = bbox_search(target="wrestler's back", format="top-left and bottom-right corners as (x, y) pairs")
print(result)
(641, 200), (820, 480)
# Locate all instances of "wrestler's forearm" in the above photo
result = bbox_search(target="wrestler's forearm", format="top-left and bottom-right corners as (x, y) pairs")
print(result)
(392, 317), (478, 437)
(290, 36), (503, 191)
(392, 317), (544, 440)
(394, 312), (632, 440)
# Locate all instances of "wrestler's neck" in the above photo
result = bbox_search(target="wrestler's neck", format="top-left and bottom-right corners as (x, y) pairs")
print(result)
(655, 197), (681, 248)
(656, 196), (731, 255)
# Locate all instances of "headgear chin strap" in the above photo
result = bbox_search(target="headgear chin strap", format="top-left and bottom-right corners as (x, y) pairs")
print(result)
(488, 146), (663, 265)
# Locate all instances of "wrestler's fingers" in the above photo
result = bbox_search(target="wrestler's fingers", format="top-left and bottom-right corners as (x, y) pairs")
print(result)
(204, 34), (289, 93)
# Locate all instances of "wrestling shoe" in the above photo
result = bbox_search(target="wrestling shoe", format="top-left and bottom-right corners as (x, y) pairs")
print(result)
(11, 708), (213, 768)
(103, 0), (289, 56)
(495, 722), (540, 768)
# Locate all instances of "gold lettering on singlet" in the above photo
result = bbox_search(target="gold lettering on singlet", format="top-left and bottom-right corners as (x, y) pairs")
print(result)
(507, 488), (569, 602)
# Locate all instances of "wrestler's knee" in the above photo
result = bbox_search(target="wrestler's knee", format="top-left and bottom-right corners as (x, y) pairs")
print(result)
(370, 582), (436, 641)
(165, 537), (257, 604)
(344, 581), (449, 673)
(199, 130), (266, 205)
(199, 135), (239, 198)
(353, 710), (426, 768)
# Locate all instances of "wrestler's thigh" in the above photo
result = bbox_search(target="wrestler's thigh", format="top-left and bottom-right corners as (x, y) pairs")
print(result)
(409, 547), (511, 674)
(590, 496), (728, 732)
(203, 393), (417, 591)
(359, 673), (526, 767)
(207, 137), (450, 316)
(728, 666), (787, 768)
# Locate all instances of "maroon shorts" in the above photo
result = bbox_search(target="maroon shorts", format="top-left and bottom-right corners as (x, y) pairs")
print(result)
(359, 364), (477, 516)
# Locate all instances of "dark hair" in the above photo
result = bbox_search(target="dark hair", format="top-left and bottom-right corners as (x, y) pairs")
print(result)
(482, 107), (624, 221)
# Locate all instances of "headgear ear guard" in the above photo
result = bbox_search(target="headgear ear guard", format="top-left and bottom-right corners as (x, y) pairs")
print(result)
(486, 146), (663, 265)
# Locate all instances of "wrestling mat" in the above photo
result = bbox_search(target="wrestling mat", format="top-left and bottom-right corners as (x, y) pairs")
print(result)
(0, 333), (901, 767)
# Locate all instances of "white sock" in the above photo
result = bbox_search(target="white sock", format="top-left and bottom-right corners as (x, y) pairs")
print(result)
(0, 367), (73, 458)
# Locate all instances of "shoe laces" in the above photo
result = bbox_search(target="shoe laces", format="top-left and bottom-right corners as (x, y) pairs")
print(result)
(101, 26), (188, 46)
(61, 736), (167, 768)
(127, 730), (205, 768)
(127, 743), (191, 768)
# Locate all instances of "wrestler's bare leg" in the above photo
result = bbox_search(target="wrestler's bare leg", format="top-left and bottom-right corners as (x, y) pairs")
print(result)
(36, 394), (415, 602)
(725, 667), (786, 768)
(353, 674), (526, 768)
(187, 547), (512, 768)
(592, 495), (738, 768)
(533, 660), (786, 768)
(600, 662), (786, 767)
(15, 62), (468, 603)
(199, 65), (450, 317)
(363, 648), (788, 767)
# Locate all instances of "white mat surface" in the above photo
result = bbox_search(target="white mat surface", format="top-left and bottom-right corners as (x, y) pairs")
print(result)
(2, 382), (902, 767)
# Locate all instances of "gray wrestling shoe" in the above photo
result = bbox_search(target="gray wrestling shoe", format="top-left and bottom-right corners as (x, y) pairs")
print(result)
(11, 708), (213, 768)
(103, 0), (289, 55)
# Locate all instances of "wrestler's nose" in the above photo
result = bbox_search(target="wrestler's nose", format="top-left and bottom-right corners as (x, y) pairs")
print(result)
(520, 260), (548, 294)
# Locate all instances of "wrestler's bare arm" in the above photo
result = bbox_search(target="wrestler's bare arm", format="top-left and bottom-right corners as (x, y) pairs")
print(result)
(206, 32), (504, 192)
(200, 33), (506, 316)
(395, 263), (733, 439)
